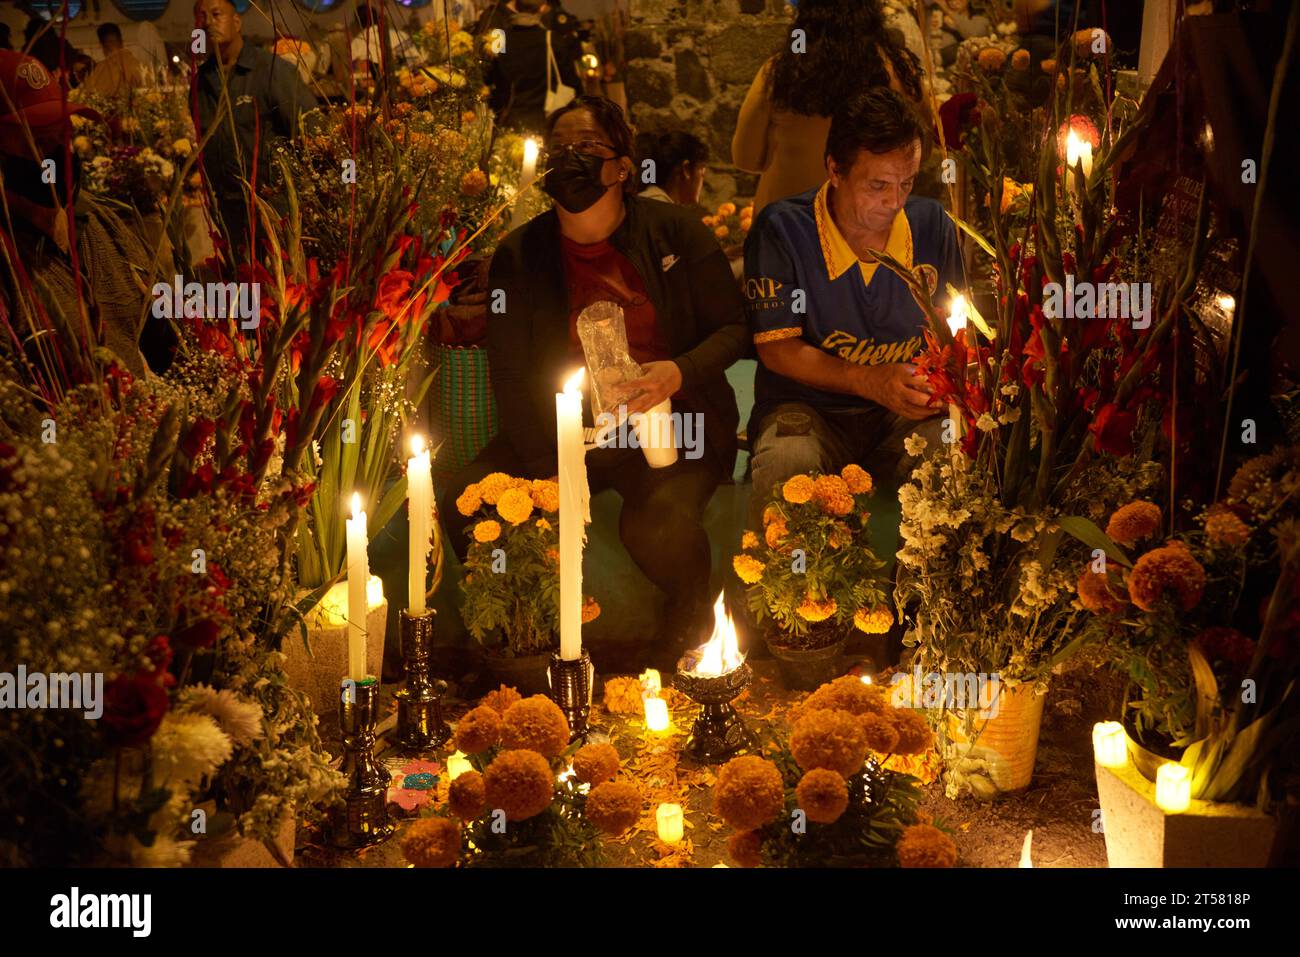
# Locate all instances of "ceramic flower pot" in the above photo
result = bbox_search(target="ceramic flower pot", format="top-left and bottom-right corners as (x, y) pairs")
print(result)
(282, 580), (389, 718)
(484, 650), (553, 696)
(1094, 755), (1283, 867)
(945, 682), (1046, 792)
(764, 636), (846, 691)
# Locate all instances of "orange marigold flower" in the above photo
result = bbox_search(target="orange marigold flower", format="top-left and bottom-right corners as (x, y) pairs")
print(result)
(792, 675), (888, 723)
(530, 479), (560, 513)
(454, 705), (503, 754)
(812, 475), (854, 516)
(536, 518), (552, 531)
(1105, 500), (1162, 547)
(496, 486), (534, 525)
(896, 823), (957, 867)
(728, 829), (764, 868)
(460, 168), (488, 196)
(885, 707), (934, 755)
(483, 749), (554, 821)
(741, 530), (759, 550)
(717, 202), (737, 216)
(732, 553), (764, 584)
(477, 472), (515, 505)
(714, 225), (730, 240)
(1227, 450), (1290, 515)
(1077, 568), (1126, 613)
(456, 483), (483, 516)
(402, 816), (461, 867)
(765, 520), (789, 549)
(841, 464), (873, 495)
(1128, 541), (1206, 612)
(473, 520), (501, 543)
(581, 596), (601, 623)
(585, 780), (641, 834)
(480, 684), (522, 715)
(572, 743), (621, 785)
(790, 709), (869, 777)
(854, 605), (893, 633)
(762, 504), (782, 527)
(500, 695), (570, 757)
(795, 595), (837, 622)
(602, 676), (643, 715)
(713, 755), (785, 831)
(448, 770), (487, 820)
(782, 474), (815, 504)
(1205, 508), (1250, 548)
(859, 711), (900, 754)
(797, 768), (849, 824)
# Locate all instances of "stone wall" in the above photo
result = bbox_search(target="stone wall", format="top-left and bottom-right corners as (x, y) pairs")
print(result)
(624, 0), (794, 208)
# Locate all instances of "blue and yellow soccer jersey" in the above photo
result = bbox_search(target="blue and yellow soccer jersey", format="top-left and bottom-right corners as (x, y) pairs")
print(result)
(743, 183), (963, 426)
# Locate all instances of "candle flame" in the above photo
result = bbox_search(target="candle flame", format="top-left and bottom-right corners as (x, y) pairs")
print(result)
(860, 674), (873, 685)
(523, 137), (539, 164)
(1065, 129), (1090, 169)
(562, 367), (585, 396)
(947, 294), (969, 337)
(351, 492), (362, 518)
(409, 434), (426, 457)
(1019, 829), (1033, 867)
(685, 592), (746, 677)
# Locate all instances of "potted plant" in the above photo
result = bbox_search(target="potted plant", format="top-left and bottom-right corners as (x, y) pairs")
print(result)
(733, 466), (893, 690)
(457, 473), (599, 693)
(1070, 451), (1300, 866)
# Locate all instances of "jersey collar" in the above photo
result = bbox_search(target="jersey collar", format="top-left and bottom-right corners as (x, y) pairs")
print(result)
(814, 181), (913, 287)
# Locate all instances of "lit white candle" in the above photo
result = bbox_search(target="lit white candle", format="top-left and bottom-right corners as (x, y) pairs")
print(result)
(640, 668), (662, 696)
(1065, 128), (1094, 180)
(644, 696), (670, 733)
(1092, 721), (1127, 768)
(407, 435), (433, 615)
(656, 803), (684, 844)
(945, 295), (968, 451)
(510, 137), (540, 230)
(446, 751), (473, 781)
(557, 368), (588, 661)
(345, 492), (369, 681)
(1155, 763), (1191, 813)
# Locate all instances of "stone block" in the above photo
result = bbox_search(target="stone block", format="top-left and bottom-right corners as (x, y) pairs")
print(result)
(707, 99), (742, 161)
(624, 28), (663, 61)
(675, 48), (713, 101)
(707, 22), (788, 85)
(626, 62), (676, 110)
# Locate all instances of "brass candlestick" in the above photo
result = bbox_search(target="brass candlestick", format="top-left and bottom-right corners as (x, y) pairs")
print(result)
(395, 609), (450, 753)
(548, 650), (608, 744)
(335, 676), (395, 847)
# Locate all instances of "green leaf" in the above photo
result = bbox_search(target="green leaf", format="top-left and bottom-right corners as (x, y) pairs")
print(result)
(947, 210), (996, 258)
(1056, 516), (1132, 568)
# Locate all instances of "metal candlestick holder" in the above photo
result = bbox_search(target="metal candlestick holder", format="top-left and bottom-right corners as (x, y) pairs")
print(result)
(673, 662), (755, 763)
(395, 609), (450, 753)
(548, 650), (608, 744)
(334, 676), (395, 848)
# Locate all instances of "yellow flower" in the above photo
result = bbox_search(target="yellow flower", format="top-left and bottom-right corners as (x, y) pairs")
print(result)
(782, 474), (814, 504)
(853, 606), (893, 634)
(535, 518), (552, 531)
(741, 530), (759, 550)
(497, 486), (534, 525)
(460, 168), (488, 196)
(473, 520), (501, 543)
(714, 225), (730, 240)
(456, 483), (483, 516)
(796, 595), (837, 622)
(477, 473), (514, 505)
(172, 138), (192, 157)
(72, 135), (91, 155)
(529, 479), (560, 512)
(762, 504), (782, 527)
(732, 553), (764, 584)
(717, 202), (737, 216)
(765, 520), (788, 549)
(840, 464), (873, 495)
(450, 31), (475, 56)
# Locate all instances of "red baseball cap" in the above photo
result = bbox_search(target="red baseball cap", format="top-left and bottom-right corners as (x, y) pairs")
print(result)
(0, 51), (101, 151)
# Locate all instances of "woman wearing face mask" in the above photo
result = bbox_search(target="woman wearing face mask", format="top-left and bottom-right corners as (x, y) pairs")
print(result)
(439, 96), (748, 670)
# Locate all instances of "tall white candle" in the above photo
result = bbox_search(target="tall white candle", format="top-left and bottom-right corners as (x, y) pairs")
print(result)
(557, 368), (587, 661)
(510, 137), (540, 230)
(945, 295), (969, 453)
(346, 492), (369, 681)
(407, 435), (433, 615)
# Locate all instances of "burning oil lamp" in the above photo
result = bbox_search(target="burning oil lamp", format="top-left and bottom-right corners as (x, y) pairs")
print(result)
(672, 593), (754, 763)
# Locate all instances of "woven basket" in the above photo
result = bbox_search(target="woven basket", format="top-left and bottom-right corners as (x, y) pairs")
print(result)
(947, 683), (1047, 791)
(431, 344), (499, 472)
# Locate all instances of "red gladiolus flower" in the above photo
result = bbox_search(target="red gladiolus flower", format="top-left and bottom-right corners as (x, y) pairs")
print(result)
(1088, 402), (1137, 456)
(102, 673), (170, 747)
(376, 270), (416, 323)
(175, 617), (221, 649)
(180, 418), (217, 459)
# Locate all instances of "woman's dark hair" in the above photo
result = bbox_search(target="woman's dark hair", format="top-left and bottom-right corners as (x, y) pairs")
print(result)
(767, 0), (922, 115)
(544, 95), (637, 192)
(633, 130), (708, 192)
(825, 86), (929, 172)
(97, 23), (123, 45)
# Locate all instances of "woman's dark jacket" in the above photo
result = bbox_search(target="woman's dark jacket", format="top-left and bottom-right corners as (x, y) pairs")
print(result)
(485, 193), (748, 479)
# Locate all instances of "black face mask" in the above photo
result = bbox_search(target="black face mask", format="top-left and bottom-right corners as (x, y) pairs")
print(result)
(541, 148), (613, 214)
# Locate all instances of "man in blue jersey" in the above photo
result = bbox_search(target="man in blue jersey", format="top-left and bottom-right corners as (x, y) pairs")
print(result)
(743, 86), (963, 523)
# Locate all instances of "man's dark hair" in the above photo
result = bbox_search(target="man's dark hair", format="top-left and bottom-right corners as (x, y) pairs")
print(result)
(634, 130), (707, 191)
(825, 87), (929, 172)
(97, 23), (123, 45)
(545, 95), (637, 193)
